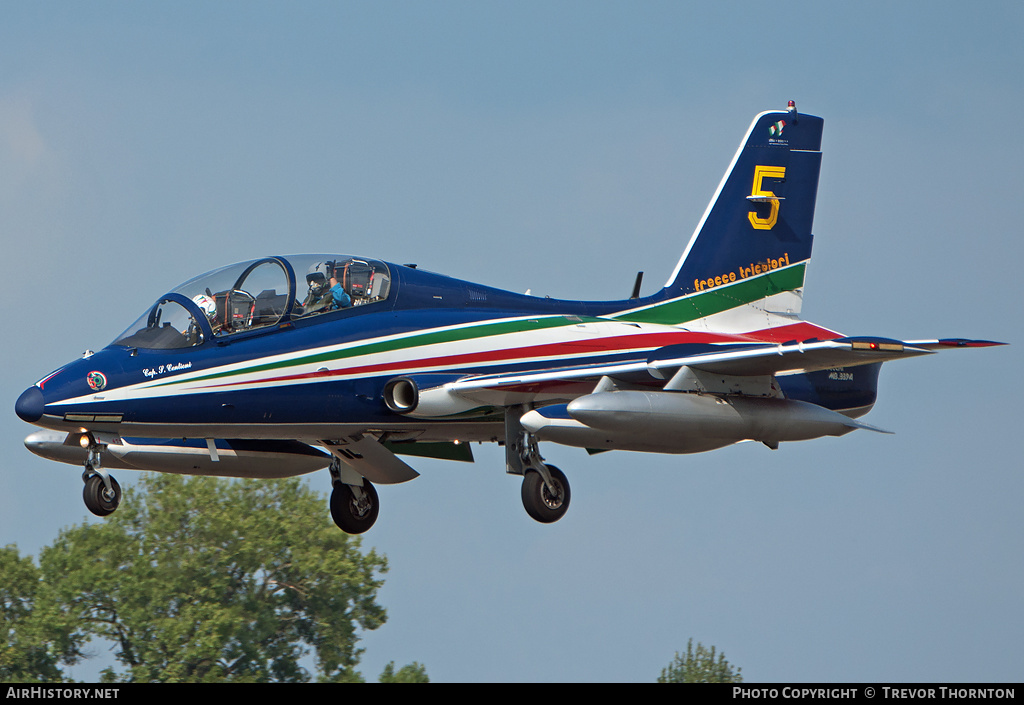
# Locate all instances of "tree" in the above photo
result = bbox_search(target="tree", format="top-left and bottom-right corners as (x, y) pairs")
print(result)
(1, 545), (84, 682)
(378, 661), (430, 683)
(30, 473), (415, 682)
(658, 639), (743, 683)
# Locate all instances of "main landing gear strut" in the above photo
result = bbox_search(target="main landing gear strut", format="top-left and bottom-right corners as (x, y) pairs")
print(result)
(507, 407), (571, 524)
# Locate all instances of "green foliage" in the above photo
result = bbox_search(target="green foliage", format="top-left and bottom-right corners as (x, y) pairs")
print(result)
(658, 638), (743, 683)
(378, 661), (430, 683)
(1, 545), (83, 682)
(26, 474), (397, 682)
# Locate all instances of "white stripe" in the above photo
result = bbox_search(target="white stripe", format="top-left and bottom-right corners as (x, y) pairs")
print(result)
(54, 319), (684, 406)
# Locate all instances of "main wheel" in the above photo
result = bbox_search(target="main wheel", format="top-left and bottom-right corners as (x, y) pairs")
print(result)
(83, 474), (121, 517)
(330, 481), (379, 534)
(521, 465), (570, 524)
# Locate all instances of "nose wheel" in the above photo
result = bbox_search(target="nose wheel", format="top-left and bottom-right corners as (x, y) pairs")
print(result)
(83, 472), (121, 517)
(80, 443), (121, 517)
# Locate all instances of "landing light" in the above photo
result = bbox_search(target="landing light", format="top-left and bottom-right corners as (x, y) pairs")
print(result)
(79, 433), (91, 448)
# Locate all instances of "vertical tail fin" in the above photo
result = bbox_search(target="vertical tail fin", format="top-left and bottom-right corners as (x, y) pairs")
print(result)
(618, 105), (823, 330)
(667, 106), (824, 297)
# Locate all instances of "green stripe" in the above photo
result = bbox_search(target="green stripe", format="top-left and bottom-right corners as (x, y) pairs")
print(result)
(149, 266), (803, 390)
(153, 315), (587, 388)
(613, 264), (806, 325)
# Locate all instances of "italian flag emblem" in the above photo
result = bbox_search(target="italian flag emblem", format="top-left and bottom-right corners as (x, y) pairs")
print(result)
(769, 120), (786, 137)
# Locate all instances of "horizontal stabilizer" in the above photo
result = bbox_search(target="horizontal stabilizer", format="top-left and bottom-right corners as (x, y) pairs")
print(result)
(647, 336), (935, 378)
(434, 335), (1001, 409)
(904, 338), (1007, 349)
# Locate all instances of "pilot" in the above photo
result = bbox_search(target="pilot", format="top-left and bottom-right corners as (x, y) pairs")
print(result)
(191, 293), (222, 335)
(302, 262), (351, 315)
(328, 273), (352, 309)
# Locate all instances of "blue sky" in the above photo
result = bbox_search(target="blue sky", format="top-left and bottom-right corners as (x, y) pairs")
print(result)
(2, 1), (1021, 682)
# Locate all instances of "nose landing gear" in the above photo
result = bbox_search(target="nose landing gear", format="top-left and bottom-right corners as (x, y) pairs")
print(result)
(81, 443), (121, 517)
(83, 472), (122, 516)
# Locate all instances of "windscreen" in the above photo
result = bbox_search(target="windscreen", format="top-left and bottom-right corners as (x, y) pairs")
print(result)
(110, 255), (392, 349)
(112, 299), (206, 349)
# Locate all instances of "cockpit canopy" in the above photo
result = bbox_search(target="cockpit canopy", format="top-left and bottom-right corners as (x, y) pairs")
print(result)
(112, 255), (392, 349)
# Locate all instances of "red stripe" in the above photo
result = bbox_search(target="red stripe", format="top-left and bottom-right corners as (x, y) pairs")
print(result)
(740, 321), (842, 343)
(194, 330), (757, 391)
(192, 321), (845, 392)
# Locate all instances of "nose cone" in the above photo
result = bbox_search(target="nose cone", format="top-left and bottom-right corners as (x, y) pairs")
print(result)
(15, 386), (44, 423)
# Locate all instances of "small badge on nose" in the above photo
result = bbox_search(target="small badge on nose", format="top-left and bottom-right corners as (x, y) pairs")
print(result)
(87, 371), (107, 391)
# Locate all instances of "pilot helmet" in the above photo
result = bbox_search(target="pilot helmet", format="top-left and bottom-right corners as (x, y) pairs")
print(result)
(306, 262), (331, 291)
(192, 294), (218, 321)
